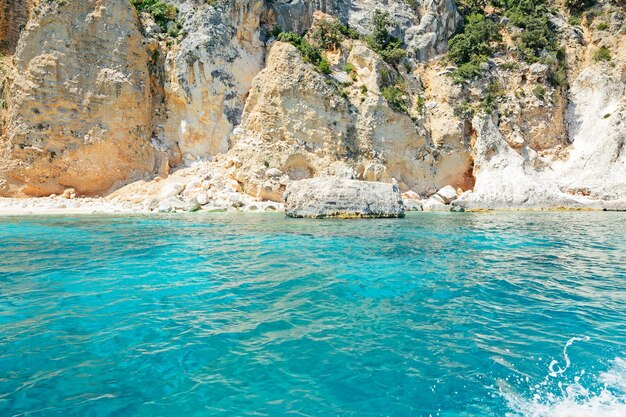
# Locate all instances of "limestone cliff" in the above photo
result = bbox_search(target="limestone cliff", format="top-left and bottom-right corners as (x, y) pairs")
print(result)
(0, 0), (37, 55)
(0, 0), (624, 210)
(158, 0), (265, 158)
(1, 0), (155, 196)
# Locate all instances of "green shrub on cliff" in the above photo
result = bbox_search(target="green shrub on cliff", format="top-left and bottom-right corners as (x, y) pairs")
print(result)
(132, 0), (178, 32)
(447, 13), (501, 82)
(593, 47), (611, 62)
(309, 19), (359, 50)
(366, 10), (407, 65)
(381, 86), (407, 113)
(493, 0), (562, 63)
(448, 14), (501, 66)
(277, 32), (332, 74)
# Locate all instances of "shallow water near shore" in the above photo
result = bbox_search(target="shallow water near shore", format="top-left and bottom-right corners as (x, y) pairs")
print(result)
(1, 212), (625, 416)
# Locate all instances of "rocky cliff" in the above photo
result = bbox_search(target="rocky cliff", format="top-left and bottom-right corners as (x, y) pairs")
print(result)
(0, 0), (624, 210)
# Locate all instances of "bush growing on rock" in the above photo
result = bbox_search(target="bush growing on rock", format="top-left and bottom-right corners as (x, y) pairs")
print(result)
(309, 19), (359, 50)
(448, 14), (501, 65)
(131, 0), (178, 32)
(494, 0), (563, 63)
(366, 10), (407, 65)
(593, 47), (612, 62)
(277, 32), (332, 74)
(533, 85), (546, 100)
(381, 86), (408, 113)
(447, 13), (500, 83)
(565, 0), (595, 12)
(449, 0), (567, 84)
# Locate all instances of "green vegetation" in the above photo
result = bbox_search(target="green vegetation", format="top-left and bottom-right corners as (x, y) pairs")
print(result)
(565, 0), (595, 12)
(447, 13), (501, 83)
(500, 61), (520, 71)
(309, 19), (359, 50)
(448, 14), (501, 65)
(131, 0), (179, 33)
(273, 19), (360, 75)
(593, 47), (612, 62)
(548, 65), (568, 87)
(494, 0), (561, 63)
(455, 0), (489, 15)
(448, 0), (570, 84)
(271, 25), (282, 38)
(596, 22), (608, 30)
(310, 19), (344, 50)
(568, 15), (581, 25)
(453, 100), (475, 119)
(366, 10), (407, 65)
(381, 85), (407, 112)
(277, 32), (332, 74)
(317, 59), (331, 74)
(533, 85), (546, 100)
(479, 82), (504, 113)
(416, 94), (425, 114)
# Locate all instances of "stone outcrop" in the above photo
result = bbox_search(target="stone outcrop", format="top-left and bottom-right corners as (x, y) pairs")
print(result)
(159, 0), (265, 158)
(227, 38), (460, 203)
(270, 0), (462, 61)
(557, 65), (626, 201)
(284, 177), (404, 218)
(1, 0), (156, 196)
(455, 61), (626, 211)
(0, 0), (37, 54)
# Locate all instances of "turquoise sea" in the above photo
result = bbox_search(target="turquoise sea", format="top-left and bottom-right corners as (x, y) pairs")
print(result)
(1, 212), (625, 417)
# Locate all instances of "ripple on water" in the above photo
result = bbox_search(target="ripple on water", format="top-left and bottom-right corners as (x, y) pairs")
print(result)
(0, 212), (625, 417)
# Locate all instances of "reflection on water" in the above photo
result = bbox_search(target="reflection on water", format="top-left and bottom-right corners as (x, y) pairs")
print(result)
(0, 212), (625, 416)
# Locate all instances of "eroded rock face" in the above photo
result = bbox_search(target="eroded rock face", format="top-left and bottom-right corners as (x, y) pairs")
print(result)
(285, 177), (404, 218)
(1, 0), (156, 196)
(455, 117), (583, 210)
(0, 0), (37, 54)
(227, 40), (459, 202)
(240, 42), (352, 147)
(455, 59), (626, 211)
(270, 0), (461, 61)
(557, 66), (626, 200)
(0, 0), (623, 210)
(160, 0), (265, 158)
(226, 41), (354, 201)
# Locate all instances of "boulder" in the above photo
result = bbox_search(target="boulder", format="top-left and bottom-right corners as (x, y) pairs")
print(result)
(284, 177), (404, 218)
(422, 196), (449, 211)
(402, 190), (423, 211)
(436, 185), (458, 203)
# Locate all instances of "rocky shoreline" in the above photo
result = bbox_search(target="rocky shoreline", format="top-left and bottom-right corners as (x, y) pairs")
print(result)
(1, 167), (624, 216)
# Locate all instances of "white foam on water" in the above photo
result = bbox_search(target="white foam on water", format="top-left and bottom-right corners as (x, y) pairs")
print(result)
(500, 338), (626, 417)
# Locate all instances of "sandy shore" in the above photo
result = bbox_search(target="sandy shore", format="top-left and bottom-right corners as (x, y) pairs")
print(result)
(0, 198), (147, 215)
(1, 196), (624, 216)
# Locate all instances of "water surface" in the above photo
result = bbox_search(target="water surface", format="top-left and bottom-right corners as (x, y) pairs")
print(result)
(1, 212), (625, 416)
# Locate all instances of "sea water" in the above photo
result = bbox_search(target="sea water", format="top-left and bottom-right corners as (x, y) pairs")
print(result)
(1, 212), (625, 417)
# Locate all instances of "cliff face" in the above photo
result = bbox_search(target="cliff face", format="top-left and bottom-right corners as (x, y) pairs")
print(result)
(159, 0), (265, 158)
(1, 0), (155, 196)
(0, 0), (37, 55)
(0, 0), (624, 208)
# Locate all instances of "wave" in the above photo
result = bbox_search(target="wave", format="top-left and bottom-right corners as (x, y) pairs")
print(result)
(501, 337), (626, 417)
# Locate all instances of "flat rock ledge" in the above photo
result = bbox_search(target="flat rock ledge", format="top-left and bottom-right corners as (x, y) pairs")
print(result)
(284, 178), (405, 219)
